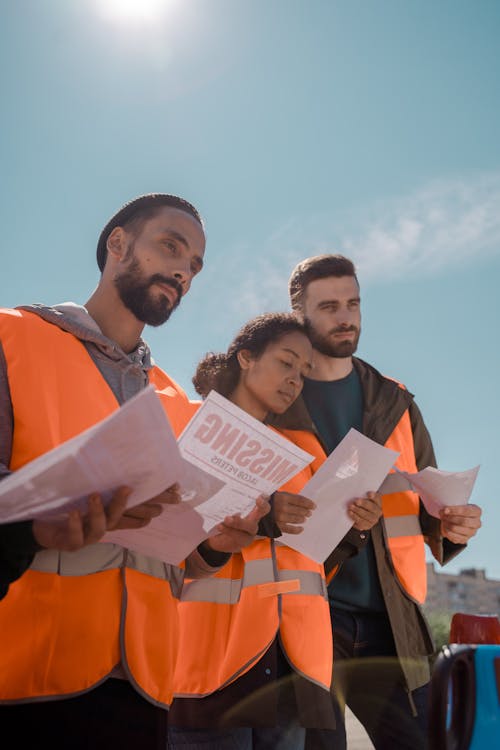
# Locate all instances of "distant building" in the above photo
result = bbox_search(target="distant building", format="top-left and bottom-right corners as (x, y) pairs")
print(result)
(425, 563), (500, 616)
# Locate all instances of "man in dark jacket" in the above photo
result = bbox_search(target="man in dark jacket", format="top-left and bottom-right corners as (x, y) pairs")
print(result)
(271, 254), (482, 750)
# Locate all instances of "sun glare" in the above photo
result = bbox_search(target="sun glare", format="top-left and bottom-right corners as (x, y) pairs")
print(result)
(98, 0), (175, 23)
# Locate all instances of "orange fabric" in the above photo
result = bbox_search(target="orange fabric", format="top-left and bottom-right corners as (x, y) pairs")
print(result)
(0, 309), (192, 706)
(383, 407), (426, 604)
(257, 579), (301, 597)
(122, 568), (180, 704)
(173, 422), (333, 696)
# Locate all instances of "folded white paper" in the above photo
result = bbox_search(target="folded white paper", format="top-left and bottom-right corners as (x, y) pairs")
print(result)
(0, 385), (183, 523)
(280, 428), (399, 564)
(378, 465), (480, 518)
(105, 390), (315, 563)
(1, 387), (315, 566)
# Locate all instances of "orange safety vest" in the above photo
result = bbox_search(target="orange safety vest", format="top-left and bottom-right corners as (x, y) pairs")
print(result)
(0, 308), (194, 707)
(326, 384), (427, 604)
(173, 417), (333, 698)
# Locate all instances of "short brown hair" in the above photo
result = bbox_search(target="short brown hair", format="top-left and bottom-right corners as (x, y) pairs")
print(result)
(288, 254), (358, 312)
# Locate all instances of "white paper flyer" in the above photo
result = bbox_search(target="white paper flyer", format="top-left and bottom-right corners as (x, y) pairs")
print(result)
(0, 385), (183, 523)
(280, 428), (399, 564)
(378, 464), (480, 518)
(105, 390), (315, 563)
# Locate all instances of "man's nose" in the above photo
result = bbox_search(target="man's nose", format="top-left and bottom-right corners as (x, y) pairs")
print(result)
(337, 308), (355, 326)
(172, 263), (192, 293)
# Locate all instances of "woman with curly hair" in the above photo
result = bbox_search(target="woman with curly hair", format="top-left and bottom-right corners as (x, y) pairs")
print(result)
(168, 312), (355, 750)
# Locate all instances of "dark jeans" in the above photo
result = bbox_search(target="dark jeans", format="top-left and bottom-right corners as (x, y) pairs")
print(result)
(305, 608), (429, 750)
(0, 678), (168, 750)
(167, 724), (305, 750)
(168, 670), (306, 750)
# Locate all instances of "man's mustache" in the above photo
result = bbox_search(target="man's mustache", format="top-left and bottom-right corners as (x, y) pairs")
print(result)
(148, 275), (183, 304)
(330, 325), (358, 335)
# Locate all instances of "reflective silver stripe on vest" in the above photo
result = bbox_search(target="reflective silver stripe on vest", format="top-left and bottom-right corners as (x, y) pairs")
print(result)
(181, 560), (327, 603)
(384, 515), (422, 538)
(279, 569), (328, 599)
(30, 543), (184, 597)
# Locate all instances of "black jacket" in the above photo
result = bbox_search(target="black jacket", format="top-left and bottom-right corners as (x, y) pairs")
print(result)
(0, 521), (39, 600)
(270, 357), (465, 694)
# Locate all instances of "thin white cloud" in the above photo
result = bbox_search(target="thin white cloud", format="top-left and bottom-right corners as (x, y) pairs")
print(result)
(222, 172), (500, 315)
(350, 173), (500, 280)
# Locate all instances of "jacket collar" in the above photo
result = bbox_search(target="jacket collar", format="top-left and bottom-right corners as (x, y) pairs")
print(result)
(267, 357), (414, 447)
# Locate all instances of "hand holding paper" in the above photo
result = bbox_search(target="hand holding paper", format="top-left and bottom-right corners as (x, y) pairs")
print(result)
(32, 487), (132, 551)
(115, 482), (182, 529)
(440, 503), (482, 545)
(280, 429), (399, 563)
(348, 491), (383, 531)
(378, 463), (482, 545)
(202, 495), (271, 554)
(0, 386), (184, 524)
(273, 491), (316, 534)
(105, 390), (315, 564)
(378, 465), (480, 518)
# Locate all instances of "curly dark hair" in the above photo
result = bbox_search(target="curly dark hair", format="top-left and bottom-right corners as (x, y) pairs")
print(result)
(193, 312), (307, 398)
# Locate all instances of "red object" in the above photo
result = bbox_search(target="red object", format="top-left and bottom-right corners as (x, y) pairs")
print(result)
(449, 612), (500, 645)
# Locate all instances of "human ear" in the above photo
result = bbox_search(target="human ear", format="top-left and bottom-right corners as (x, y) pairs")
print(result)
(236, 349), (254, 370)
(106, 227), (128, 263)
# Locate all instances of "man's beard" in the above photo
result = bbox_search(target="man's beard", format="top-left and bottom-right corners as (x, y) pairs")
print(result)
(304, 317), (360, 358)
(114, 256), (182, 327)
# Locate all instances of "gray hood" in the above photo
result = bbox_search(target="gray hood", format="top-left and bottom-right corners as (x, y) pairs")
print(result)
(19, 302), (153, 370)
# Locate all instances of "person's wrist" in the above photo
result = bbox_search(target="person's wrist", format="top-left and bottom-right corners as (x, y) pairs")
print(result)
(350, 527), (370, 542)
(197, 540), (230, 566)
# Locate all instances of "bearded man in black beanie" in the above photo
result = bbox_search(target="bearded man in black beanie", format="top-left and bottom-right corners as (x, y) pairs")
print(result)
(0, 193), (269, 749)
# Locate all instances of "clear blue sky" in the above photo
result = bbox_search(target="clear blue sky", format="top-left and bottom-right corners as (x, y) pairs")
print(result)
(1, 0), (499, 577)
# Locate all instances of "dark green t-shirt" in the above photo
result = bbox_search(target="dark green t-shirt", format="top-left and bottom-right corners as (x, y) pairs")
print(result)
(302, 370), (385, 612)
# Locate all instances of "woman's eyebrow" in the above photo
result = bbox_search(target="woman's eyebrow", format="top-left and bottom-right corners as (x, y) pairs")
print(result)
(281, 348), (300, 359)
